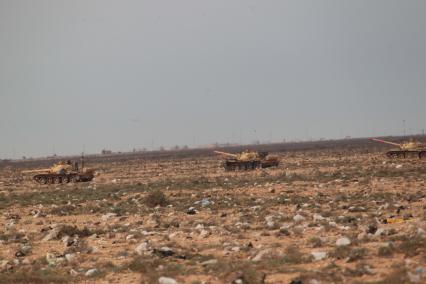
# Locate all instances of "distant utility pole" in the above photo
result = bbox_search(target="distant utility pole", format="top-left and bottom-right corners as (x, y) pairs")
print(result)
(403, 120), (406, 137)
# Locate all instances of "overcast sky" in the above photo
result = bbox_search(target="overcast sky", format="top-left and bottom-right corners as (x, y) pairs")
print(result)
(1, 0), (425, 158)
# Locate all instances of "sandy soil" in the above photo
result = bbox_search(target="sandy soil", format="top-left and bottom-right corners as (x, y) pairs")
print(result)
(0, 144), (425, 283)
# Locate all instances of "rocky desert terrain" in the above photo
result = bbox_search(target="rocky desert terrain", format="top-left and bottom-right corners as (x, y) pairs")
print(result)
(0, 140), (425, 283)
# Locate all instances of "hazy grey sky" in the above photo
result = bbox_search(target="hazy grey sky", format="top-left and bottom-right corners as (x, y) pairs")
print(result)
(1, 0), (425, 158)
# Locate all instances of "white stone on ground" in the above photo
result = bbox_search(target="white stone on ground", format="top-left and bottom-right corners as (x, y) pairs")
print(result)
(336, 237), (351, 246)
(158, 277), (178, 284)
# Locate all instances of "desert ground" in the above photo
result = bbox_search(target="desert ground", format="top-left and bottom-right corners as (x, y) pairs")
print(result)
(0, 139), (425, 284)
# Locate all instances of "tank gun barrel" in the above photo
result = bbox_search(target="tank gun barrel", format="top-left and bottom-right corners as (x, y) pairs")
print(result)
(21, 168), (51, 174)
(214, 151), (238, 158)
(370, 138), (402, 148)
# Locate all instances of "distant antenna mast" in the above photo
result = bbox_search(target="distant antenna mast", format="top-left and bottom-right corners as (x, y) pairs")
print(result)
(81, 152), (85, 171)
(403, 120), (406, 138)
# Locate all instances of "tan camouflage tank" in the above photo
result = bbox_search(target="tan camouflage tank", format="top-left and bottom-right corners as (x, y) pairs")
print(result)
(214, 150), (280, 171)
(371, 138), (426, 158)
(22, 158), (95, 184)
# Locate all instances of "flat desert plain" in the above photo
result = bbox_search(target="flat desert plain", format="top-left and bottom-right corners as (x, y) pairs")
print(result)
(0, 141), (425, 283)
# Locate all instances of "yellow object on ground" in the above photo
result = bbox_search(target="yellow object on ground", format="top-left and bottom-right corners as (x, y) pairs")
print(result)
(385, 218), (405, 224)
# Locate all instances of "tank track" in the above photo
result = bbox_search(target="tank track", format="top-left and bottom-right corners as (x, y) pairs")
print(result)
(224, 160), (262, 171)
(223, 159), (279, 171)
(386, 150), (426, 159)
(32, 173), (94, 184)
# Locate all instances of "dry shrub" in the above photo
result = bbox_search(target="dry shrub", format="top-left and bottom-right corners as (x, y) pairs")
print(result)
(398, 235), (426, 257)
(58, 225), (93, 238)
(144, 190), (169, 207)
(282, 245), (306, 264)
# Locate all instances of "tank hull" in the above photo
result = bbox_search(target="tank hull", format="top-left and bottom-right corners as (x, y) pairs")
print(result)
(224, 160), (261, 171)
(33, 172), (94, 184)
(261, 158), (280, 168)
(223, 158), (279, 171)
(386, 150), (426, 159)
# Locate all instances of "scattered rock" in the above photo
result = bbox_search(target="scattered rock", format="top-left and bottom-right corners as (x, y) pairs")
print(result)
(65, 253), (76, 263)
(367, 224), (378, 234)
(292, 225), (305, 235)
(101, 213), (117, 222)
(348, 206), (366, 212)
(186, 207), (197, 215)
(277, 227), (291, 236)
(311, 251), (327, 261)
(293, 214), (306, 223)
(135, 242), (150, 255)
(265, 215), (275, 224)
(194, 198), (212, 207)
(15, 244), (32, 257)
(42, 227), (61, 242)
(407, 271), (421, 283)
(265, 215), (278, 229)
(199, 229), (210, 238)
(46, 252), (61, 266)
(313, 213), (325, 222)
(336, 237), (351, 247)
(230, 246), (240, 252)
(0, 260), (11, 272)
(416, 228), (426, 237)
(21, 258), (31, 265)
(154, 247), (174, 258)
(31, 210), (45, 218)
(158, 277), (178, 284)
(266, 220), (276, 229)
(201, 259), (218, 266)
(85, 268), (99, 277)
(374, 228), (386, 237)
(252, 249), (271, 262)
(357, 232), (368, 241)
